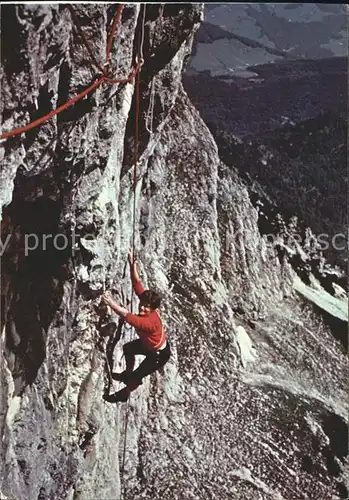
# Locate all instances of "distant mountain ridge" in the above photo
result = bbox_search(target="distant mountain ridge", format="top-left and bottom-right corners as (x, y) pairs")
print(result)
(188, 3), (347, 78)
(183, 4), (347, 270)
(193, 21), (297, 61)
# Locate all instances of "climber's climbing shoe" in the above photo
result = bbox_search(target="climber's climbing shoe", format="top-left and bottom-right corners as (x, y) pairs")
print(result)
(103, 389), (129, 403)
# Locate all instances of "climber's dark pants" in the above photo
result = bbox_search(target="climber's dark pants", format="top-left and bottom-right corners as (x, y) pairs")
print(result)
(104, 339), (171, 402)
(123, 338), (171, 390)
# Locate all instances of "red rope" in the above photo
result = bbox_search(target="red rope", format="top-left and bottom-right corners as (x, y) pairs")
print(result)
(0, 78), (104, 140)
(103, 63), (139, 84)
(105, 4), (124, 72)
(0, 4), (131, 142)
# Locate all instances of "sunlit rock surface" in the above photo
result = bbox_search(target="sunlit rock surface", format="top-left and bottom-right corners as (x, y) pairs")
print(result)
(0, 4), (347, 500)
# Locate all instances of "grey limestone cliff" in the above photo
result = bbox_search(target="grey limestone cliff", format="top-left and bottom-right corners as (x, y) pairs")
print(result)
(0, 4), (347, 500)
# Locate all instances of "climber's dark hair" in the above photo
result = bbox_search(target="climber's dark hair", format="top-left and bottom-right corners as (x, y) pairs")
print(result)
(139, 290), (161, 310)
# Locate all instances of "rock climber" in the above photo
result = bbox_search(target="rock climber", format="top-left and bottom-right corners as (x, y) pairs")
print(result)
(101, 251), (170, 402)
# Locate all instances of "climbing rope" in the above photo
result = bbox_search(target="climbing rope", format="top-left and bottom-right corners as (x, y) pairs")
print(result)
(120, 4), (145, 494)
(105, 317), (125, 393)
(145, 5), (164, 135)
(145, 77), (155, 135)
(0, 4), (140, 142)
(105, 4), (125, 72)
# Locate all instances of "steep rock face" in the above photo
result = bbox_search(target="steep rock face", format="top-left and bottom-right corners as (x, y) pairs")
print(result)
(0, 4), (347, 500)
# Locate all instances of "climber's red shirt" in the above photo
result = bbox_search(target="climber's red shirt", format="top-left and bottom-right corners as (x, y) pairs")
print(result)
(124, 276), (166, 352)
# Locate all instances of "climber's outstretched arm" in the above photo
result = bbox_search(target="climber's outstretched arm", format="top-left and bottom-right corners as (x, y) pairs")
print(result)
(102, 294), (128, 317)
(101, 294), (154, 333)
(128, 250), (145, 297)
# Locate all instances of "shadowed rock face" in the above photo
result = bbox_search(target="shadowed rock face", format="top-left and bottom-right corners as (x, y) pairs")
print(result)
(0, 4), (347, 500)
